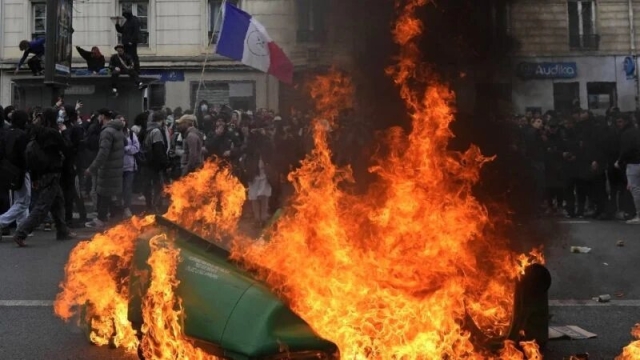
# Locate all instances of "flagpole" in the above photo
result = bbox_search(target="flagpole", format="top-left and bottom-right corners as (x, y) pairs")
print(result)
(194, 0), (226, 112)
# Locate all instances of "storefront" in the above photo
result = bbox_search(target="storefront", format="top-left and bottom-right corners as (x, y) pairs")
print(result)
(511, 56), (639, 115)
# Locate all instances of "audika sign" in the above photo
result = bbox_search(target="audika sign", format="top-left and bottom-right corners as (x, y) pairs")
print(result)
(517, 62), (577, 79)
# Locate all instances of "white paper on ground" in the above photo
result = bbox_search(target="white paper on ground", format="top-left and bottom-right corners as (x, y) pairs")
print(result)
(549, 325), (597, 340)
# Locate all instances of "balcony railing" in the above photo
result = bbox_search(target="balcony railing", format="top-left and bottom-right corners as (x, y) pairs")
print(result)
(296, 30), (327, 43)
(569, 34), (600, 51)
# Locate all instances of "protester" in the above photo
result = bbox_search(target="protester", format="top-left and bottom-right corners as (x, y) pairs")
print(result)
(84, 109), (125, 229)
(109, 44), (146, 97)
(75, 46), (107, 75)
(0, 110), (30, 235)
(122, 118), (140, 218)
(13, 108), (74, 247)
(115, 11), (141, 72)
(175, 114), (204, 176)
(615, 113), (640, 224)
(15, 38), (46, 76)
(143, 110), (170, 214)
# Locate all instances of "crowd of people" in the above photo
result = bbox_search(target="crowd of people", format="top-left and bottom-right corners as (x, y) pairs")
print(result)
(0, 100), (311, 247)
(511, 106), (640, 223)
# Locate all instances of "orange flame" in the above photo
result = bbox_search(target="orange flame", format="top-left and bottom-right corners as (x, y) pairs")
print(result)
(164, 161), (246, 240)
(54, 160), (245, 357)
(617, 324), (640, 360)
(139, 234), (219, 360)
(235, 1), (543, 358)
(54, 216), (154, 352)
(54, 0), (550, 358)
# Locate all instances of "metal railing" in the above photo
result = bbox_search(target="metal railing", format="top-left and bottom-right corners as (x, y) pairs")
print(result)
(569, 34), (600, 50)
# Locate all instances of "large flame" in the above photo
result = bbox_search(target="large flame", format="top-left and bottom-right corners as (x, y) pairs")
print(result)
(54, 0), (553, 358)
(54, 161), (244, 357)
(236, 0), (543, 358)
(617, 324), (640, 360)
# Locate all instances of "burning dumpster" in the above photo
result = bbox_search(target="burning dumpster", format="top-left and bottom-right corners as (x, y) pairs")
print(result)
(126, 216), (339, 360)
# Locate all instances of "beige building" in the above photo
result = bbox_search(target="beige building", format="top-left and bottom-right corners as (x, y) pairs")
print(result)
(456, 0), (640, 115)
(0, 0), (349, 112)
(505, 0), (640, 114)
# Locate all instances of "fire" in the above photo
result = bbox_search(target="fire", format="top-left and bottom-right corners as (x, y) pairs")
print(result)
(617, 324), (640, 360)
(236, 0), (543, 358)
(54, 216), (153, 352)
(54, 161), (244, 357)
(164, 161), (246, 239)
(54, 0), (551, 358)
(139, 234), (218, 360)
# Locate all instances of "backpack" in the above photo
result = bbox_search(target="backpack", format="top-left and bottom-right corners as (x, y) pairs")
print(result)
(25, 138), (50, 173)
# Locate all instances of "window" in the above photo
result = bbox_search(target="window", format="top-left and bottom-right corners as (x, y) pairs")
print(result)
(587, 82), (616, 111)
(208, 0), (239, 45)
(296, 0), (328, 43)
(119, 2), (149, 46)
(553, 82), (580, 113)
(32, 2), (46, 40)
(568, 0), (598, 50)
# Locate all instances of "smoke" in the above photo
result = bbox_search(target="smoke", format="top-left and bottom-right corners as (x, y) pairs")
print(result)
(324, 0), (556, 248)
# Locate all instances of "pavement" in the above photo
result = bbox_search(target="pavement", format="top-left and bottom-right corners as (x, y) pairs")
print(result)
(0, 215), (638, 359)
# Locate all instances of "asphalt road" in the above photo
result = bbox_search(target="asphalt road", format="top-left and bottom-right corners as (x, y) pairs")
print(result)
(0, 218), (638, 360)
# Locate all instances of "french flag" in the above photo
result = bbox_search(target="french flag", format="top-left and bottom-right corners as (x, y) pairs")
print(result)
(216, 2), (294, 84)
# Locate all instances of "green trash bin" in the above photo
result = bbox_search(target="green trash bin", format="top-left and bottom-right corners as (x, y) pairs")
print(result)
(128, 216), (339, 360)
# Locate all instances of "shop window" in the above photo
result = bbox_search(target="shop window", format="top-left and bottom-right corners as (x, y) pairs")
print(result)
(587, 82), (616, 111)
(553, 82), (580, 113)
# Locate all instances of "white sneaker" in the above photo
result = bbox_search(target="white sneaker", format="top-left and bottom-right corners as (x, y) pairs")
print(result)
(626, 217), (640, 224)
(85, 219), (106, 229)
(123, 208), (133, 218)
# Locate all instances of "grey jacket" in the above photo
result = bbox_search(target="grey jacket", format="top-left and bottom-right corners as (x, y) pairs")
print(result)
(181, 126), (204, 175)
(88, 120), (125, 196)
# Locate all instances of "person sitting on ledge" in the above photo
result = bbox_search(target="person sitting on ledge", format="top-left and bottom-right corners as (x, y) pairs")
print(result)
(15, 38), (46, 76)
(75, 46), (107, 75)
(109, 44), (147, 97)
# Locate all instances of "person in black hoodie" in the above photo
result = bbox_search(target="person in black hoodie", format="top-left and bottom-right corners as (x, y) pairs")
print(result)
(115, 10), (141, 72)
(0, 110), (30, 235)
(13, 108), (75, 247)
(75, 46), (106, 74)
(614, 113), (640, 224)
(60, 105), (87, 226)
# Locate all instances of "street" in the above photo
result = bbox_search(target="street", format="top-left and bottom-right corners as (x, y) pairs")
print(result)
(0, 219), (638, 360)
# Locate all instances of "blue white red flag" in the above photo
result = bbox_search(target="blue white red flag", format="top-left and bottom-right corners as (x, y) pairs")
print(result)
(216, 2), (294, 84)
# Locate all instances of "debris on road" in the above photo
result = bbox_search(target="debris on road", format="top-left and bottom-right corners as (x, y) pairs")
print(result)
(592, 294), (611, 303)
(617, 240), (625, 247)
(571, 246), (592, 253)
(603, 262), (609, 266)
(615, 291), (625, 298)
(550, 325), (597, 340)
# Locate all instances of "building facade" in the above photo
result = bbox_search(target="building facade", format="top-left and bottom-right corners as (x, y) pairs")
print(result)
(454, 0), (640, 116)
(0, 0), (349, 112)
(507, 0), (640, 115)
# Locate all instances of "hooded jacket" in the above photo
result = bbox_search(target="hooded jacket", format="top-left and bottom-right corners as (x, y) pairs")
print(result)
(180, 126), (204, 175)
(88, 120), (125, 196)
(115, 11), (141, 45)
